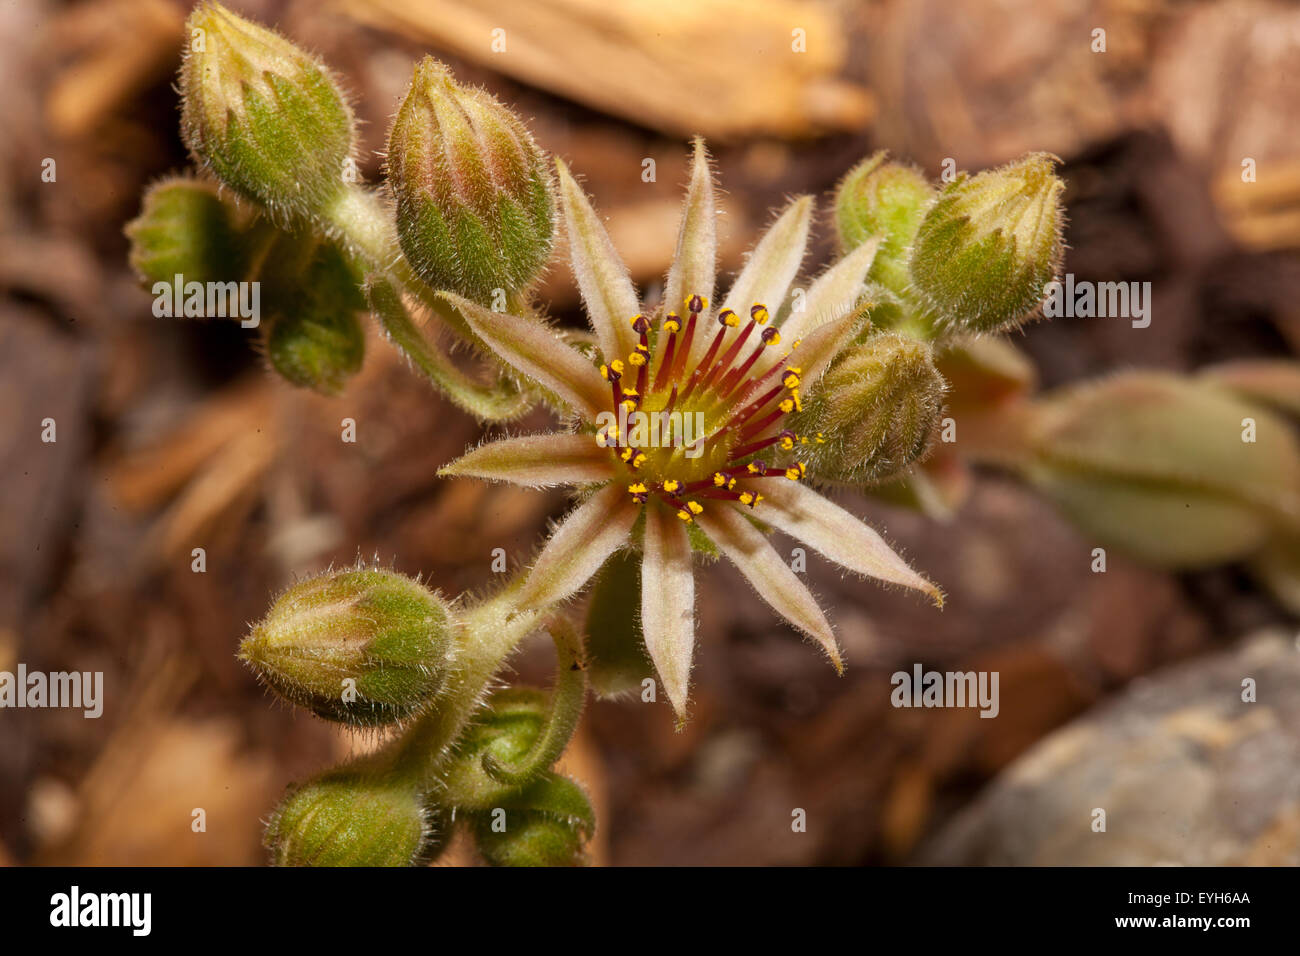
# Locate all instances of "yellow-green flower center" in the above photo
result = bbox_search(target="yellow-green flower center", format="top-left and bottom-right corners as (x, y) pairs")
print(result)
(595, 295), (812, 523)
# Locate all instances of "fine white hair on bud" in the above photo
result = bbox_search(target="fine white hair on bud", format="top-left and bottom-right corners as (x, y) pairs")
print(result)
(239, 567), (458, 726)
(179, 2), (357, 219)
(908, 152), (1066, 334)
(794, 332), (947, 485)
(387, 56), (556, 304)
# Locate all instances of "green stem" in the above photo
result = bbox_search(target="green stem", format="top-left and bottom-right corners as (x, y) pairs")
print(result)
(320, 185), (475, 343)
(387, 585), (542, 791)
(365, 277), (529, 420)
(481, 618), (586, 786)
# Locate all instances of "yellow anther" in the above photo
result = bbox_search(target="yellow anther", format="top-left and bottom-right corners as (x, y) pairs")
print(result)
(686, 501), (704, 515)
(662, 479), (681, 493)
(628, 482), (648, 495)
(622, 399), (638, 412)
(751, 304), (770, 324)
(628, 352), (646, 367)
(739, 491), (755, 506)
(726, 478), (737, 490)
(783, 371), (800, 389)
(600, 364), (611, 380)
(779, 398), (794, 413)
(784, 463), (806, 481)
(664, 316), (681, 334)
(676, 509), (692, 522)
(712, 472), (727, 487)
(610, 359), (625, 374)
(719, 308), (740, 327)
(780, 435), (795, 451)
(767, 330), (781, 345)
(632, 452), (647, 467)
(621, 448), (634, 461)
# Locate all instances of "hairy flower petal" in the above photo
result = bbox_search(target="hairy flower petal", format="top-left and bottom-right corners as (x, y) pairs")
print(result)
(722, 195), (812, 320)
(665, 139), (718, 367)
(518, 484), (639, 609)
(556, 159), (640, 363)
(779, 236), (879, 343)
(760, 480), (943, 605)
(695, 504), (842, 672)
(642, 505), (696, 718)
(755, 301), (869, 385)
(440, 432), (616, 487)
(444, 292), (608, 418)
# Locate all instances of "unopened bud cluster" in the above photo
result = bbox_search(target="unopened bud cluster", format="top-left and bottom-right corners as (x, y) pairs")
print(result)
(835, 151), (1065, 336)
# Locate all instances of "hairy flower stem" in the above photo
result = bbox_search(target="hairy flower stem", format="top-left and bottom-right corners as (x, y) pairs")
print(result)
(385, 584), (543, 791)
(321, 186), (467, 329)
(366, 277), (529, 420)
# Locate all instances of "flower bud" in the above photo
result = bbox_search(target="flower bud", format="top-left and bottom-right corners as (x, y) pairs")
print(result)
(266, 766), (437, 867)
(180, 3), (355, 217)
(796, 333), (946, 484)
(125, 177), (245, 287)
(240, 568), (456, 726)
(909, 153), (1065, 334)
(834, 151), (935, 295)
(1023, 372), (1300, 567)
(388, 57), (555, 303)
(265, 244), (366, 394)
(471, 773), (594, 867)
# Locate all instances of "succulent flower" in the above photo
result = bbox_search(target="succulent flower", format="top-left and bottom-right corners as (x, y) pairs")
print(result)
(440, 140), (941, 718)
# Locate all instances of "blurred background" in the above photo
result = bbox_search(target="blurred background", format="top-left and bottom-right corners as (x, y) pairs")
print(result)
(1, 0), (1298, 866)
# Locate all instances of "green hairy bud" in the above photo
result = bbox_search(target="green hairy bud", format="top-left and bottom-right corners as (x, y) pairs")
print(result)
(834, 151), (934, 295)
(180, 2), (355, 217)
(909, 152), (1065, 334)
(470, 772), (595, 867)
(239, 568), (457, 725)
(265, 765), (439, 867)
(388, 57), (555, 303)
(265, 244), (366, 394)
(125, 177), (245, 286)
(797, 333), (947, 484)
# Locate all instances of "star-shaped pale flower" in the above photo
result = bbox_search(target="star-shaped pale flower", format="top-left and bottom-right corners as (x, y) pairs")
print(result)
(441, 140), (941, 718)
